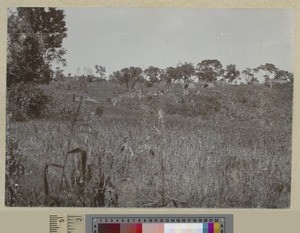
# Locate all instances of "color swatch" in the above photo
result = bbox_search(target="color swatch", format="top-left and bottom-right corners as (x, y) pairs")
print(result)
(98, 223), (220, 233)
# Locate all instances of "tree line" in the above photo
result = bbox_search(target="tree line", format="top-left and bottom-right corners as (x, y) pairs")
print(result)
(108, 60), (293, 89)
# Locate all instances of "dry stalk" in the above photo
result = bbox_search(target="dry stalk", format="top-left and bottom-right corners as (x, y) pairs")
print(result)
(66, 148), (87, 193)
(59, 97), (83, 192)
(43, 163), (64, 206)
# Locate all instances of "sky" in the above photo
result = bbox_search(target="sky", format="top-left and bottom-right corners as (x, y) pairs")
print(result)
(60, 8), (294, 76)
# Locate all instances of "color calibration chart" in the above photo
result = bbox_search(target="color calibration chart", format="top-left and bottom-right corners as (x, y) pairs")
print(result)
(86, 215), (233, 233)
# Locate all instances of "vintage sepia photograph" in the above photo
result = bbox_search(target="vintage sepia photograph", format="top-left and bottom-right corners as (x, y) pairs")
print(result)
(5, 8), (293, 208)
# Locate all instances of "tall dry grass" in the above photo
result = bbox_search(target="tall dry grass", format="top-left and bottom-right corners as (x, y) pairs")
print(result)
(5, 82), (292, 208)
(6, 113), (291, 207)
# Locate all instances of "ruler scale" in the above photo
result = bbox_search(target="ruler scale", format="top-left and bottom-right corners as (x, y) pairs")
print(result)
(50, 214), (233, 233)
(50, 215), (67, 233)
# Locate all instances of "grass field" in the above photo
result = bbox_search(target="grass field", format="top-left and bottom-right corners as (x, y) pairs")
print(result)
(5, 79), (293, 208)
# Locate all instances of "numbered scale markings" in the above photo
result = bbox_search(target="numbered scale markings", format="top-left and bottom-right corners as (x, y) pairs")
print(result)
(87, 215), (233, 233)
(50, 214), (233, 233)
(50, 215), (84, 233)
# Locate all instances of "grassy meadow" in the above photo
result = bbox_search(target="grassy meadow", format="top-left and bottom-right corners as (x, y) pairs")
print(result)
(5, 79), (292, 208)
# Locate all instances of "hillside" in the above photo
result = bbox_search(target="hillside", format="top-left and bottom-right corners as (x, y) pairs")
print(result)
(41, 79), (292, 130)
(6, 79), (293, 208)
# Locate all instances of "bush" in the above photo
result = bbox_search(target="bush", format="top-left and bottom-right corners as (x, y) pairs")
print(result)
(7, 82), (50, 121)
(43, 93), (77, 121)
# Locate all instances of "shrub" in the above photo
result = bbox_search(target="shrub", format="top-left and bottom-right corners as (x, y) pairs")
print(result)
(7, 82), (50, 121)
(43, 93), (77, 121)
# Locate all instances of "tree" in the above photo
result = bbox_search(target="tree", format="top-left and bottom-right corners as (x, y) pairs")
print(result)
(144, 66), (161, 85)
(176, 62), (195, 80)
(129, 66), (142, 79)
(253, 63), (278, 82)
(254, 63), (278, 74)
(241, 68), (257, 84)
(165, 66), (180, 83)
(253, 63), (293, 82)
(7, 7), (68, 120)
(120, 68), (131, 88)
(128, 66), (143, 88)
(7, 8), (67, 87)
(158, 69), (170, 85)
(110, 68), (130, 88)
(196, 59), (223, 82)
(95, 65), (106, 79)
(111, 67), (142, 88)
(224, 64), (240, 82)
(275, 70), (293, 81)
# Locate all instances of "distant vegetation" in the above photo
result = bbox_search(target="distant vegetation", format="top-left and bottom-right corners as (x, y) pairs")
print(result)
(6, 8), (293, 208)
(107, 60), (293, 89)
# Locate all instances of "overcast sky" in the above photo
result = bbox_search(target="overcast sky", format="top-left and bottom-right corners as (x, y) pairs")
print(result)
(60, 8), (294, 76)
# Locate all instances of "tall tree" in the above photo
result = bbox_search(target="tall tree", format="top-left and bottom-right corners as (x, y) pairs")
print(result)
(254, 63), (278, 74)
(111, 67), (143, 88)
(253, 63), (278, 82)
(275, 70), (293, 81)
(7, 7), (67, 87)
(165, 66), (180, 83)
(95, 65), (106, 79)
(224, 64), (240, 82)
(7, 7), (67, 120)
(196, 59), (223, 82)
(144, 66), (161, 84)
(241, 68), (257, 84)
(128, 66), (143, 88)
(120, 68), (131, 88)
(176, 62), (195, 80)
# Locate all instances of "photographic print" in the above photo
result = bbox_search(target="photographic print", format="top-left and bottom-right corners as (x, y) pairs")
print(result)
(5, 8), (293, 208)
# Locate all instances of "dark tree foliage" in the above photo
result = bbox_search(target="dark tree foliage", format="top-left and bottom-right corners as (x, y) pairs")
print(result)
(7, 7), (67, 120)
(165, 66), (179, 83)
(165, 66), (183, 84)
(111, 67), (143, 88)
(95, 65), (106, 79)
(7, 7), (67, 87)
(275, 70), (293, 81)
(129, 66), (143, 79)
(120, 68), (131, 88)
(176, 62), (195, 80)
(196, 59), (223, 81)
(111, 70), (122, 80)
(254, 63), (278, 73)
(224, 64), (240, 82)
(163, 63), (195, 84)
(144, 66), (161, 84)
(160, 68), (172, 84)
(253, 63), (293, 82)
(241, 68), (259, 84)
